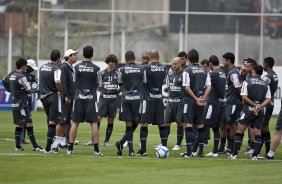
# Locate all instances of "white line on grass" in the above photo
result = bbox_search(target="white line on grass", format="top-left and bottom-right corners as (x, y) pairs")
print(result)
(0, 153), (281, 162)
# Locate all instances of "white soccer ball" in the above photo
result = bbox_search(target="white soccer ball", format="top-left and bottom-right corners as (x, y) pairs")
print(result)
(156, 146), (169, 158)
(31, 82), (39, 91)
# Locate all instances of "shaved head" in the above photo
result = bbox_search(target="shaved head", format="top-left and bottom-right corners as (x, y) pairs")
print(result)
(150, 50), (159, 62)
(171, 57), (180, 63)
(171, 57), (182, 72)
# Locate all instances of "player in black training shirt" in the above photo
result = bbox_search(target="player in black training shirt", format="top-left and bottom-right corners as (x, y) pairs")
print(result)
(117, 51), (150, 149)
(115, 51), (146, 156)
(264, 57), (281, 159)
(219, 52), (241, 154)
(39, 50), (63, 153)
(8, 58), (42, 151)
(238, 58), (258, 155)
(3, 59), (39, 144)
(139, 50), (167, 156)
(260, 57), (278, 157)
(98, 54), (121, 146)
(165, 57), (186, 151)
(181, 49), (211, 158)
(230, 65), (271, 160)
(204, 55), (226, 157)
(67, 46), (102, 156)
(51, 49), (78, 150)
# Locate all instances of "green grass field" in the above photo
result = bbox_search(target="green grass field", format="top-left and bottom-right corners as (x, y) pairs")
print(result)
(1, 111), (282, 184)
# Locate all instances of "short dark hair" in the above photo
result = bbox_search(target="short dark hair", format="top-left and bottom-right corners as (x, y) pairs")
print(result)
(50, 49), (61, 61)
(105, 54), (118, 64)
(264, 57), (275, 68)
(222, 52), (235, 64)
(187, 49), (199, 63)
(208, 55), (219, 66)
(253, 65), (263, 76)
(83, 45), (94, 58)
(177, 51), (187, 59)
(246, 58), (257, 67)
(16, 58), (27, 69)
(201, 59), (209, 65)
(125, 51), (135, 61)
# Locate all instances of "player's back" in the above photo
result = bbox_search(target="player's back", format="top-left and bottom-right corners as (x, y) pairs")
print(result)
(208, 68), (226, 104)
(184, 63), (208, 98)
(74, 61), (100, 101)
(119, 63), (145, 101)
(39, 63), (59, 95)
(9, 71), (28, 109)
(244, 77), (268, 103)
(144, 62), (166, 96)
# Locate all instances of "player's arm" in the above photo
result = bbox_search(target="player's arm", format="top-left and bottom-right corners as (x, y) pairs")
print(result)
(2, 71), (14, 92)
(116, 70), (122, 94)
(165, 74), (170, 87)
(202, 73), (211, 100)
(255, 86), (271, 114)
(230, 73), (241, 97)
(19, 76), (31, 93)
(183, 71), (196, 100)
(60, 67), (71, 103)
(54, 69), (63, 98)
(96, 69), (101, 90)
(183, 71), (202, 105)
(262, 75), (271, 85)
(241, 81), (256, 107)
(118, 68), (123, 93)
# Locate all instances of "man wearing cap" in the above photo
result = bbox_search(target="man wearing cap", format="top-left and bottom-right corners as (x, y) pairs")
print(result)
(20, 59), (39, 143)
(51, 49), (78, 150)
(3, 58), (43, 151)
(10, 58), (43, 151)
(39, 49), (63, 153)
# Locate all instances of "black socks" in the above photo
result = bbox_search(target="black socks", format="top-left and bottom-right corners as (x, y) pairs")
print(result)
(46, 124), (56, 151)
(15, 127), (22, 148)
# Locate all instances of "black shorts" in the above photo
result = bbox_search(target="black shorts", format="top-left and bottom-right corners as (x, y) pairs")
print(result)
(72, 100), (99, 123)
(275, 109), (282, 130)
(12, 107), (31, 125)
(264, 104), (274, 126)
(41, 93), (61, 123)
(119, 101), (142, 123)
(224, 104), (242, 123)
(98, 98), (118, 118)
(141, 99), (164, 125)
(164, 102), (183, 124)
(183, 100), (204, 124)
(238, 111), (264, 129)
(59, 102), (73, 125)
(203, 103), (224, 128)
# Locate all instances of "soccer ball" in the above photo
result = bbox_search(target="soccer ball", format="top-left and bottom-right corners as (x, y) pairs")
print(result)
(31, 82), (39, 91)
(156, 146), (169, 158)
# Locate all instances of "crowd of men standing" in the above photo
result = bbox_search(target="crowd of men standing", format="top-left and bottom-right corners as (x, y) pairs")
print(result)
(3, 45), (282, 160)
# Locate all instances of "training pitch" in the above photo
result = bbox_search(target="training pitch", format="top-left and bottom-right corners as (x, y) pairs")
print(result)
(0, 111), (282, 184)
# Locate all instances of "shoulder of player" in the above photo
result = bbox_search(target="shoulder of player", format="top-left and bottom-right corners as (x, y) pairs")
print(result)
(59, 62), (68, 69)
(17, 72), (27, 80)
